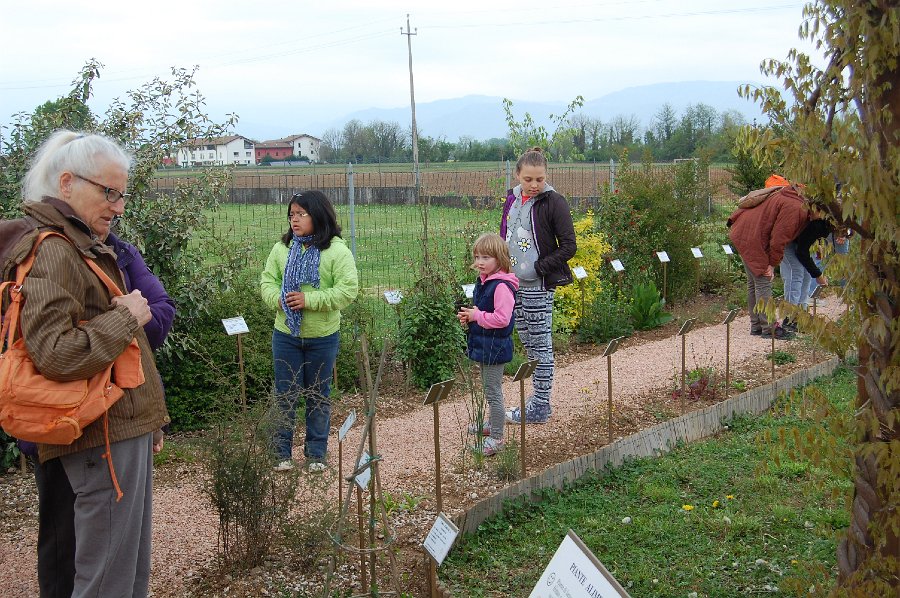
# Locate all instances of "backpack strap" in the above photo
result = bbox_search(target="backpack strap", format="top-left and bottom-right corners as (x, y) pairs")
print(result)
(1, 231), (126, 350)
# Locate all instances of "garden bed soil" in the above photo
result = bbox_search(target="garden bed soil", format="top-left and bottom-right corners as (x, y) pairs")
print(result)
(0, 299), (846, 597)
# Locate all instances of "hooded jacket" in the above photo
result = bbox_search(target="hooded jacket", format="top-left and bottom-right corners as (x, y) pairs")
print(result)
(727, 186), (810, 276)
(499, 185), (576, 290)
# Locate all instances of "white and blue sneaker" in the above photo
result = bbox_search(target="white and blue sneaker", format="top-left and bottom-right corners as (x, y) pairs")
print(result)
(505, 401), (551, 424)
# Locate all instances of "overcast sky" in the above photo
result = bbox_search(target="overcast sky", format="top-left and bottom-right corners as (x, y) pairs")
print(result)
(0, 0), (819, 140)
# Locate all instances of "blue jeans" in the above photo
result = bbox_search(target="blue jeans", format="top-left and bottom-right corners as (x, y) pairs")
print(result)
(272, 329), (340, 461)
(779, 242), (805, 306)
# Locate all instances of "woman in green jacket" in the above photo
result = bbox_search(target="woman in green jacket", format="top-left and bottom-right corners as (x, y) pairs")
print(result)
(260, 191), (358, 472)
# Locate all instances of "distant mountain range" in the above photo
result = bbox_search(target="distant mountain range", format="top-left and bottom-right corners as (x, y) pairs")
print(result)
(307, 80), (765, 141)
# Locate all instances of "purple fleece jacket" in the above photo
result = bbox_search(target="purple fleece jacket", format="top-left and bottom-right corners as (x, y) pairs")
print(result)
(106, 233), (176, 351)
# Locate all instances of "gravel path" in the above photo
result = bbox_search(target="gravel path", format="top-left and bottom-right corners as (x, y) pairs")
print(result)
(0, 303), (843, 597)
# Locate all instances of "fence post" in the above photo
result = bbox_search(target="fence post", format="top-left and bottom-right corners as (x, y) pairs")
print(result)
(348, 162), (356, 258)
(609, 159), (616, 194)
(506, 160), (511, 191)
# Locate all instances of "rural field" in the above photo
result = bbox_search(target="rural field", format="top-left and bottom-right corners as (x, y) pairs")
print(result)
(156, 161), (740, 204)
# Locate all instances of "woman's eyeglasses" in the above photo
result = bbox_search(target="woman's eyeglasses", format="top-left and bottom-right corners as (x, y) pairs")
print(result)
(74, 174), (132, 204)
(288, 212), (310, 221)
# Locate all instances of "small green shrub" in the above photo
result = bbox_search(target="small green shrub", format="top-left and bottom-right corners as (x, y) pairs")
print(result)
(493, 439), (521, 482)
(203, 401), (297, 569)
(595, 151), (705, 303)
(335, 297), (382, 392)
(629, 280), (674, 330)
(158, 271), (275, 430)
(698, 257), (739, 295)
(766, 350), (796, 365)
(1, 431), (21, 470)
(576, 287), (634, 344)
(396, 273), (466, 390)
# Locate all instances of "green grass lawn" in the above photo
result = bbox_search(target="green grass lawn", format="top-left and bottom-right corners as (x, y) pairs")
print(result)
(200, 203), (501, 294)
(441, 366), (855, 597)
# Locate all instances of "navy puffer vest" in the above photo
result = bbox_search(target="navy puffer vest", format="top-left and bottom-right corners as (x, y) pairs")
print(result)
(466, 278), (516, 365)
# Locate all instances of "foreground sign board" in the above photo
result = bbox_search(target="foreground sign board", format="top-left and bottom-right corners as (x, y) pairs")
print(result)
(530, 530), (630, 598)
(423, 512), (459, 566)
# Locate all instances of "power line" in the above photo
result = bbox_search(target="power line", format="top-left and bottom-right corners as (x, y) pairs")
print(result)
(424, 3), (803, 29)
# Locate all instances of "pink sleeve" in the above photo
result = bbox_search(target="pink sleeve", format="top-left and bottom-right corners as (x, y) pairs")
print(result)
(475, 283), (515, 329)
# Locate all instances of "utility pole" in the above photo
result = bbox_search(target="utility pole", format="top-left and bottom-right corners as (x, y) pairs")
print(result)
(401, 14), (420, 189)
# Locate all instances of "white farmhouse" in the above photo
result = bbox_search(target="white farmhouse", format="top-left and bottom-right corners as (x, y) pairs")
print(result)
(177, 135), (255, 167)
(278, 134), (322, 163)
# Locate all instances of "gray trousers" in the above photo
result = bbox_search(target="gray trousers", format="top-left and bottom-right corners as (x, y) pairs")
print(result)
(743, 260), (774, 333)
(481, 363), (506, 441)
(52, 433), (155, 598)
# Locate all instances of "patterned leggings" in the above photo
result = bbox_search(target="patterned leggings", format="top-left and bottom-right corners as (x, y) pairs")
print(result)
(513, 288), (554, 405)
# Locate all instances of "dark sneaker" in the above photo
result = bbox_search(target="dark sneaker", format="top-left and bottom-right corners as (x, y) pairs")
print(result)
(782, 318), (798, 333)
(506, 401), (551, 424)
(750, 328), (762, 336)
(765, 326), (795, 340)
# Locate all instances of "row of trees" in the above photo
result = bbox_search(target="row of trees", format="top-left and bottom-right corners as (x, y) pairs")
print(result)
(318, 102), (750, 165)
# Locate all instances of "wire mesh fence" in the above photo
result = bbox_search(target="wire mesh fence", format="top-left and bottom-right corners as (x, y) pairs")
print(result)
(153, 162), (737, 323)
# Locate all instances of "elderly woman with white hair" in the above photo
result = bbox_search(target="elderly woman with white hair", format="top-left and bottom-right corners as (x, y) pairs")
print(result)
(4, 130), (168, 597)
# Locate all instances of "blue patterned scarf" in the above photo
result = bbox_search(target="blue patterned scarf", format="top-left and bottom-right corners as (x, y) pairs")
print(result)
(281, 234), (320, 336)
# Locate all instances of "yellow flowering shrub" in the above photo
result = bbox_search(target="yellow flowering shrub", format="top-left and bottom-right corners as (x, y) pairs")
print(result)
(554, 210), (612, 332)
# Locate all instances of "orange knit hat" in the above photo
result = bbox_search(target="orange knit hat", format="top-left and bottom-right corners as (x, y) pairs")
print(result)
(765, 174), (791, 188)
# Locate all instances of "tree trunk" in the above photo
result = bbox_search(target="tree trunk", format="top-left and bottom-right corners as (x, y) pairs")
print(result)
(836, 31), (900, 591)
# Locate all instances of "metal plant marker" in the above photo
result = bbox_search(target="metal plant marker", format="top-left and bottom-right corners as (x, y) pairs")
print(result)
(512, 359), (539, 480)
(677, 318), (697, 415)
(602, 336), (625, 443)
(324, 336), (401, 597)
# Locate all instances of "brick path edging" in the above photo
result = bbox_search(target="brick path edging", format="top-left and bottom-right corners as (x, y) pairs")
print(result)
(435, 356), (844, 596)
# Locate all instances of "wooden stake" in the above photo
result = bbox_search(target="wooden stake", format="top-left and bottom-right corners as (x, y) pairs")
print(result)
(607, 354), (613, 443)
(433, 401), (442, 514)
(725, 320), (731, 401)
(236, 333), (246, 411)
(519, 376), (526, 480)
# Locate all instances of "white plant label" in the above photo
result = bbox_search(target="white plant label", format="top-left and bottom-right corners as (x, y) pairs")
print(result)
(338, 410), (356, 442)
(656, 251), (670, 263)
(221, 316), (249, 336)
(383, 290), (403, 305)
(572, 266), (588, 280)
(461, 283), (475, 299)
(354, 451), (372, 490)
(423, 512), (460, 566)
(722, 244), (734, 255)
(530, 530), (630, 597)
(610, 259), (625, 273)
(691, 247), (704, 259)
